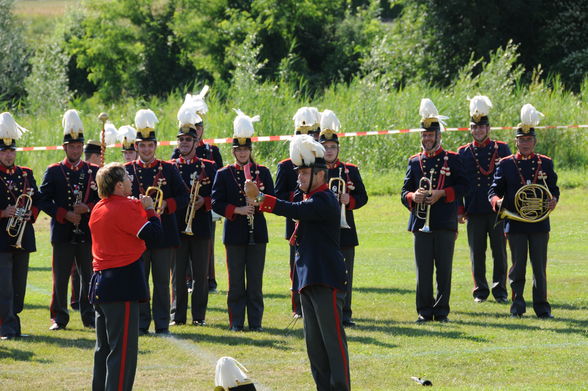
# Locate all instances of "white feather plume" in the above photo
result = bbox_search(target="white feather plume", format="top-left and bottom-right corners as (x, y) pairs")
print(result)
(0, 112), (28, 140)
(183, 84), (210, 116)
(177, 104), (202, 127)
(320, 110), (340, 132)
(469, 95), (493, 118)
(62, 109), (84, 135)
(134, 109), (158, 130)
(520, 104), (544, 127)
(104, 121), (118, 145)
(289, 134), (325, 167)
(419, 98), (448, 127)
(292, 107), (319, 130)
(117, 125), (137, 143)
(233, 109), (259, 139)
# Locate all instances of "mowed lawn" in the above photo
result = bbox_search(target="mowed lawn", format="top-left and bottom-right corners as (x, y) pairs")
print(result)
(1, 189), (587, 390)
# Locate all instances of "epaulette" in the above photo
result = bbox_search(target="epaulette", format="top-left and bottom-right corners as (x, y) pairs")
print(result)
(48, 162), (60, 168)
(341, 161), (358, 168)
(457, 143), (470, 151)
(538, 154), (552, 161)
(124, 160), (134, 166)
(499, 154), (515, 163)
(88, 163), (100, 170)
(19, 166), (33, 172)
(201, 158), (216, 166)
(408, 153), (420, 160)
(446, 150), (458, 155)
(495, 140), (508, 145)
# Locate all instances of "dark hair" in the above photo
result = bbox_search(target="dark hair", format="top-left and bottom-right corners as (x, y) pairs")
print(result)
(96, 162), (127, 199)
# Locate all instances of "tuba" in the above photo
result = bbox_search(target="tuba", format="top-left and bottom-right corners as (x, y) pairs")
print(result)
(328, 167), (351, 229)
(146, 178), (165, 215)
(497, 172), (553, 223)
(415, 169), (434, 233)
(182, 172), (201, 235)
(7, 190), (33, 249)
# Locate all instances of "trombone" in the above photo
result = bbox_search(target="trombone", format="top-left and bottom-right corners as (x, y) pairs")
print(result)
(328, 167), (351, 229)
(182, 172), (201, 235)
(146, 178), (165, 214)
(7, 191), (33, 249)
(415, 169), (434, 233)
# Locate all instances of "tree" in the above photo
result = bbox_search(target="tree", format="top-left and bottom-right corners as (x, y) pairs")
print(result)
(0, 0), (30, 103)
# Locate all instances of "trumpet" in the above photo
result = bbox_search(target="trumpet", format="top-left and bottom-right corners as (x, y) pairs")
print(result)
(145, 178), (165, 215)
(328, 167), (351, 229)
(7, 191), (33, 249)
(415, 169), (434, 233)
(497, 172), (553, 223)
(182, 172), (201, 235)
(71, 189), (85, 244)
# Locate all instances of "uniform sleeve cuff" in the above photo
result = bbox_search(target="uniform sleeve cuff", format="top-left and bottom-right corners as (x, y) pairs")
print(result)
(56, 207), (68, 224)
(444, 187), (455, 203)
(204, 196), (212, 211)
(165, 198), (177, 214)
(31, 206), (40, 223)
(490, 196), (500, 212)
(225, 204), (236, 221)
(347, 195), (356, 210)
(259, 195), (277, 213)
(146, 209), (159, 220)
(458, 205), (465, 216)
(406, 192), (414, 210)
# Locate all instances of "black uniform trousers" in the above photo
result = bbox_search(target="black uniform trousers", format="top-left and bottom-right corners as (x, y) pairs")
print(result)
(301, 285), (350, 391)
(507, 232), (551, 317)
(50, 242), (94, 327)
(341, 247), (355, 323)
(225, 244), (266, 329)
(0, 252), (29, 337)
(172, 236), (210, 323)
(139, 247), (174, 331)
(289, 244), (301, 316)
(93, 301), (139, 391)
(466, 214), (508, 300)
(208, 221), (217, 289)
(414, 230), (455, 318)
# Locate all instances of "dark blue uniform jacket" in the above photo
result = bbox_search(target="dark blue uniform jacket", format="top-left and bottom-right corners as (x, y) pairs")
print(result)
(275, 158), (302, 239)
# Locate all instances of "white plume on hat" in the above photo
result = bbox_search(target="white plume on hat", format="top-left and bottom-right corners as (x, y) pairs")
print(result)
(233, 109), (259, 139)
(469, 95), (493, 119)
(419, 98), (448, 129)
(289, 134), (325, 167)
(293, 107), (319, 131)
(117, 125), (137, 144)
(62, 109), (84, 135)
(104, 121), (118, 146)
(320, 110), (340, 132)
(214, 356), (254, 390)
(0, 112), (28, 140)
(183, 85), (209, 116)
(177, 104), (202, 128)
(520, 104), (544, 127)
(134, 109), (158, 131)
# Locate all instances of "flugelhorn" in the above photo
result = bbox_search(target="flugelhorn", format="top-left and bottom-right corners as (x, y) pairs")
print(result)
(415, 169), (434, 233)
(497, 171), (553, 223)
(7, 190), (33, 249)
(328, 167), (351, 229)
(146, 178), (165, 214)
(182, 172), (201, 235)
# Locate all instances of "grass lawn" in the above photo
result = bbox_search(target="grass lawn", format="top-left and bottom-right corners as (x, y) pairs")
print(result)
(1, 188), (587, 390)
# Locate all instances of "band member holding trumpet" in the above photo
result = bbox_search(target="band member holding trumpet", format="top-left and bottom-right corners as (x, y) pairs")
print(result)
(40, 109), (99, 331)
(275, 106), (321, 318)
(124, 109), (188, 334)
(489, 104), (559, 319)
(211, 110), (274, 332)
(170, 103), (217, 327)
(401, 99), (468, 323)
(320, 110), (368, 327)
(458, 96), (511, 304)
(247, 135), (350, 391)
(0, 113), (42, 340)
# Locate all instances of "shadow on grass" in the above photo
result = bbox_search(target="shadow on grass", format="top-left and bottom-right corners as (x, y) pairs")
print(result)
(174, 330), (293, 351)
(550, 303), (588, 311)
(28, 266), (52, 272)
(0, 345), (51, 363)
(354, 287), (413, 295)
(20, 334), (96, 349)
(347, 335), (398, 349)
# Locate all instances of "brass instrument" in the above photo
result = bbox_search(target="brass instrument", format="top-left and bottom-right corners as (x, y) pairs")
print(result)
(497, 172), (553, 223)
(71, 189), (85, 244)
(182, 172), (201, 235)
(7, 191), (33, 249)
(328, 167), (351, 229)
(415, 169), (434, 233)
(145, 178), (165, 215)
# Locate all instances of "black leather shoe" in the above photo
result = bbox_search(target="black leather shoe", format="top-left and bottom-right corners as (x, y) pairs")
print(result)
(495, 297), (509, 304)
(229, 326), (244, 332)
(169, 321), (186, 326)
(249, 326), (264, 332)
(155, 328), (170, 335)
(139, 328), (149, 335)
(537, 313), (554, 319)
(83, 322), (95, 329)
(474, 297), (486, 303)
(510, 313), (523, 318)
(415, 315), (432, 323)
(342, 320), (356, 327)
(1, 334), (16, 340)
(192, 320), (206, 326)
(434, 315), (449, 323)
(49, 323), (66, 331)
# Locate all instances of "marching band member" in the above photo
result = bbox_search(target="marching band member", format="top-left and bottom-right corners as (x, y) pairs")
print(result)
(40, 109), (99, 330)
(401, 99), (468, 323)
(118, 125), (138, 162)
(320, 110), (368, 327)
(275, 106), (321, 318)
(247, 135), (350, 391)
(489, 104), (559, 319)
(0, 113), (41, 340)
(211, 109), (274, 332)
(458, 96), (511, 304)
(84, 140), (103, 166)
(124, 109), (188, 335)
(89, 162), (162, 391)
(169, 102), (217, 327)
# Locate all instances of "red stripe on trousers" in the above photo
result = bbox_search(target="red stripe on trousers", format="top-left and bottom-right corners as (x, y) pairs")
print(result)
(118, 301), (131, 391)
(331, 289), (350, 389)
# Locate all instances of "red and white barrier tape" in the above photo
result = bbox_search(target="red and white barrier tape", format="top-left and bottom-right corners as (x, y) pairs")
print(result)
(15, 124), (588, 151)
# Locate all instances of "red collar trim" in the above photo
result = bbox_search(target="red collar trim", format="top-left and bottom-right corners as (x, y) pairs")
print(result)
(198, 140), (206, 147)
(515, 152), (536, 160)
(62, 158), (84, 170)
(305, 183), (329, 199)
(473, 138), (491, 148)
(178, 155), (199, 165)
(0, 164), (16, 174)
(327, 159), (340, 169)
(136, 158), (159, 168)
(422, 147), (444, 158)
(233, 162), (251, 170)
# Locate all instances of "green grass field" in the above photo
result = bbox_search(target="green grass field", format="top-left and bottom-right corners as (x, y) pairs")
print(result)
(1, 185), (587, 390)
